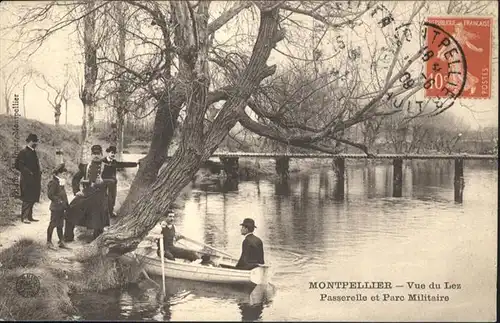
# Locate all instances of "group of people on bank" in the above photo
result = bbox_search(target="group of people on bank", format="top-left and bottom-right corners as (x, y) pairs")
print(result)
(14, 133), (265, 270)
(15, 133), (138, 248)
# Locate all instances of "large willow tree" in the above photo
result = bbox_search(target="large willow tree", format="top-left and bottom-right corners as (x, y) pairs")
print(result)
(4, 0), (493, 258)
(94, 0), (430, 257)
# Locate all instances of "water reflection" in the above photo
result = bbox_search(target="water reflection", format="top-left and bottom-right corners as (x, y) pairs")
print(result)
(190, 162), (475, 258)
(72, 289), (122, 320)
(196, 178), (239, 193)
(75, 160), (497, 321)
(238, 302), (264, 322)
(239, 283), (276, 321)
(73, 278), (275, 321)
(274, 180), (291, 196)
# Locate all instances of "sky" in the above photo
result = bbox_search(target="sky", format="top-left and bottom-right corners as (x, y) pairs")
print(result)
(0, 1), (498, 130)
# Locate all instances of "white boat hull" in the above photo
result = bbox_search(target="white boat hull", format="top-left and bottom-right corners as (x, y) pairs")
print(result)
(122, 250), (271, 286)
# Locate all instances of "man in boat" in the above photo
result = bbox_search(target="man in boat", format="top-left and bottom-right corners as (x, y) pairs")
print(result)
(64, 144), (114, 242)
(101, 145), (139, 218)
(156, 210), (200, 262)
(236, 218), (265, 270)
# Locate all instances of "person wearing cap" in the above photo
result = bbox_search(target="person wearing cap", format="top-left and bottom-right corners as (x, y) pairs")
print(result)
(235, 218), (265, 270)
(64, 144), (114, 242)
(155, 210), (199, 262)
(46, 163), (69, 249)
(101, 145), (138, 218)
(14, 133), (42, 223)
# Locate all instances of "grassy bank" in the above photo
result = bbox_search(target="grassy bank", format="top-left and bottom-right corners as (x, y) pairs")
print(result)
(0, 115), (81, 226)
(0, 238), (138, 320)
(0, 239), (75, 320)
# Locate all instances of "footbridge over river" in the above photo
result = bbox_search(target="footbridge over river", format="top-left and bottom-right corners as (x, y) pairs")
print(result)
(210, 153), (498, 203)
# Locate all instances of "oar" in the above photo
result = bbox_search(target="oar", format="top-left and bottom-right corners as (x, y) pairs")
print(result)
(181, 236), (237, 259)
(159, 236), (166, 296)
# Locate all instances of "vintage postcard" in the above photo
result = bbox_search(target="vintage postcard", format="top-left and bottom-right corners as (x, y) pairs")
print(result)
(0, 1), (497, 322)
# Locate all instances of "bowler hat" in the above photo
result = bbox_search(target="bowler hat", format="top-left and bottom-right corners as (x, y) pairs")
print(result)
(240, 218), (257, 229)
(106, 145), (117, 153)
(91, 145), (103, 154)
(26, 133), (38, 143)
(53, 163), (68, 174)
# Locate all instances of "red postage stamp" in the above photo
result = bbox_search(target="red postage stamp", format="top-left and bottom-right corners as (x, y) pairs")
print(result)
(425, 17), (492, 99)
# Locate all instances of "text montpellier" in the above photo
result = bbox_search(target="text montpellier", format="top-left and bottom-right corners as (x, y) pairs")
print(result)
(309, 281), (392, 289)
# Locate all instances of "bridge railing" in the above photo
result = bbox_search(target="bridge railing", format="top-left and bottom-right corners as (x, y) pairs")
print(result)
(211, 153), (497, 203)
(212, 153), (498, 160)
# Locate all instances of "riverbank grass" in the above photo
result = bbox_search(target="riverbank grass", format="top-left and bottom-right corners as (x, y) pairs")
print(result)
(0, 238), (141, 320)
(0, 238), (75, 320)
(67, 248), (138, 293)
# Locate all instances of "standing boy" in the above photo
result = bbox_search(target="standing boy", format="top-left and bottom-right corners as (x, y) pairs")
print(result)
(102, 145), (138, 217)
(47, 163), (69, 249)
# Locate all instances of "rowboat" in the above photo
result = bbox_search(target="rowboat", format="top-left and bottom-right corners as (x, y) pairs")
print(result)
(121, 242), (271, 286)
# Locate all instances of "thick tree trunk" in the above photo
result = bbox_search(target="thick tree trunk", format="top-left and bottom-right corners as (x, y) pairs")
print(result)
(80, 104), (88, 162)
(116, 0), (127, 160)
(116, 110), (125, 159)
(84, 4), (282, 259)
(80, 102), (96, 163)
(64, 98), (68, 125)
(54, 104), (61, 127)
(117, 93), (183, 216)
(79, 0), (98, 163)
(4, 97), (9, 115)
(116, 84), (231, 217)
(96, 146), (206, 255)
(109, 121), (117, 146)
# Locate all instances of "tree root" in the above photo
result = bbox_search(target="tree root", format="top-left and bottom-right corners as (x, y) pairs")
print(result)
(131, 252), (160, 289)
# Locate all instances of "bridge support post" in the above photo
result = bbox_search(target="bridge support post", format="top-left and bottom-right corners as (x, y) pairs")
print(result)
(332, 158), (345, 200)
(219, 157), (239, 179)
(454, 158), (464, 203)
(393, 158), (403, 197)
(275, 157), (290, 181)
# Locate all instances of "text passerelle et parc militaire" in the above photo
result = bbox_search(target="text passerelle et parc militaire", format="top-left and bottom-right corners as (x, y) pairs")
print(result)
(308, 281), (462, 302)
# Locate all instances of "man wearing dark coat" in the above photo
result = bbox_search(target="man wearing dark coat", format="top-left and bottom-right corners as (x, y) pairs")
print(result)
(14, 133), (42, 223)
(47, 163), (69, 249)
(236, 218), (265, 270)
(102, 146), (138, 218)
(64, 145), (114, 242)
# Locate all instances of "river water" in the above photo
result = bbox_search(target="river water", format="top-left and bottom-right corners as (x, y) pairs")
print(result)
(72, 160), (497, 321)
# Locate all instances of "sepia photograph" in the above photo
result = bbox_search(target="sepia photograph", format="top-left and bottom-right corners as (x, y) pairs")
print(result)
(0, 0), (498, 321)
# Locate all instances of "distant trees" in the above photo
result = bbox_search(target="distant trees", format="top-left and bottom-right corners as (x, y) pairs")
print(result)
(1, 67), (32, 115)
(382, 113), (467, 153)
(3, 0), (496, 258)
(32, 72), (70, 126)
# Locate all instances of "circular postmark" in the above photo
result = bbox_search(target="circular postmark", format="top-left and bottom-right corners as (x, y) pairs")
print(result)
(15, 273), (41, 298)
(381, 19), (468, 117)
(419, 21), (467, 107)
